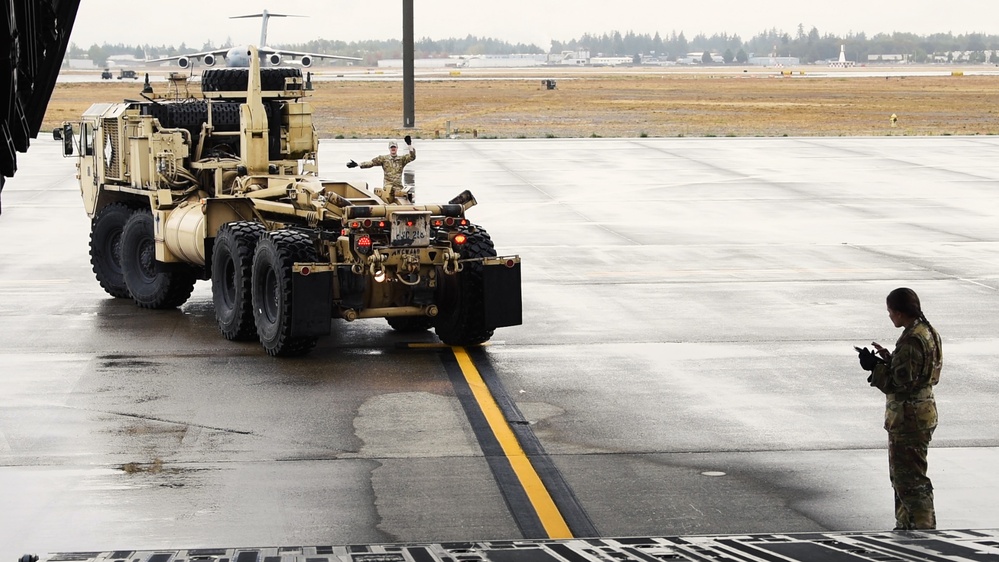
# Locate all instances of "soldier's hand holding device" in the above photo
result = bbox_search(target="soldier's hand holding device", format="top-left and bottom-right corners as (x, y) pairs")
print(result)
(871, 341), (890, 360)
(856, 346), (882, 371)
(856, 344), (887, 384)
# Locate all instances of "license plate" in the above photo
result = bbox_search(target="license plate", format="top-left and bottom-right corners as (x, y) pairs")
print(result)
(390, 212), (430, 247)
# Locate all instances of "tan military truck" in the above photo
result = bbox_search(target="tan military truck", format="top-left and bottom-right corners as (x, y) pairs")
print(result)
(62, 47), (521, 356)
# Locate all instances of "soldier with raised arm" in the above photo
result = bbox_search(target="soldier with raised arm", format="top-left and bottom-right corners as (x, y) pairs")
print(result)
(347, 135), (416, 203)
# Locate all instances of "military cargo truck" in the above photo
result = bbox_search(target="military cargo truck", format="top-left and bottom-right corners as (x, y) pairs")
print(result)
(62, 47), (521, 356)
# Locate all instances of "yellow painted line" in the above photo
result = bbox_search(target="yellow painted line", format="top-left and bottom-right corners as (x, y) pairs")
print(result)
(403, 342), (450, 349)
(452, 346), (573, 539)
(403, 342), (492, 349)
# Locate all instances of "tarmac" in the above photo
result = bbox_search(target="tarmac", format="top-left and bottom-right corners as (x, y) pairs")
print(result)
(2, 135), (998, 560)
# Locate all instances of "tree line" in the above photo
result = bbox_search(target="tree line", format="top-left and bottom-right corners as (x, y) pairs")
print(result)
(69, 28), (999, 67)
(553, 28), (999, 63)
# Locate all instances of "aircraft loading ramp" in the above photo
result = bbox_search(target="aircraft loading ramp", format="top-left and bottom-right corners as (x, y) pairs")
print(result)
(36, 530), (999, 562)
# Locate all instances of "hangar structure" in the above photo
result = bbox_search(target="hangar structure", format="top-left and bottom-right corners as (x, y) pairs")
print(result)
(1, 0), (80, 214)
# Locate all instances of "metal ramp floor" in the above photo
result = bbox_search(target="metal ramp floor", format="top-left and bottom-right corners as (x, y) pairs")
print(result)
(37, 529), (999, 562)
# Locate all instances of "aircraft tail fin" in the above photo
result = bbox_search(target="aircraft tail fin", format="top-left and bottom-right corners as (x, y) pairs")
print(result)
(230, 10), (305, 48)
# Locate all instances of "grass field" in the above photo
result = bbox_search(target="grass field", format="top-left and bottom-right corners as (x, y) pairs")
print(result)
(44, 67), (999, 139)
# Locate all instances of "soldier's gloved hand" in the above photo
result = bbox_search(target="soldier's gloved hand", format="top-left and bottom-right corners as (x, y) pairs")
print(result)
(346, 160), (358, 168)
(858, 347), (880, 371)
(404, 135), (412, 145)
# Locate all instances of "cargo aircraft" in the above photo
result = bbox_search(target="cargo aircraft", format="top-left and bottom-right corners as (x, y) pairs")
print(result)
(146, 9), (361, 68)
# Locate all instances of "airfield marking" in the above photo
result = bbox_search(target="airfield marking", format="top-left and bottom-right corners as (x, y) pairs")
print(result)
(445, 346), (573, 539)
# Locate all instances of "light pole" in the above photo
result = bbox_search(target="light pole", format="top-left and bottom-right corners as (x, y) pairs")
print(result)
(403, 0), (414, 128)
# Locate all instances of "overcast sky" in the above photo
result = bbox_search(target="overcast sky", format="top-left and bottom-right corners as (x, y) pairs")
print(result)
(69, 0), (999, 50)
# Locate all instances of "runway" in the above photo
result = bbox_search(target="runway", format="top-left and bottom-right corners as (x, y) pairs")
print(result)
(2, 135), (999, 560)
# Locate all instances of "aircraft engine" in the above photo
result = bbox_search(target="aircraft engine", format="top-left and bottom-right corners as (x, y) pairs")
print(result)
(178, 56), (190, 69)
(300, 55), (313, 67)
(203, 54), (217, 66)
(268, 53), (282, 65)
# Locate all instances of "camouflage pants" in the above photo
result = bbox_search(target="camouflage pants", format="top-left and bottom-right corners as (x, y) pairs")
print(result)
(888, 429), (935, 530)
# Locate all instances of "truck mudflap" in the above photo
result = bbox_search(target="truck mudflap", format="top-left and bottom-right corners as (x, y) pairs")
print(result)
(290, 269), (333, 337)
(482, 256), (522, 329)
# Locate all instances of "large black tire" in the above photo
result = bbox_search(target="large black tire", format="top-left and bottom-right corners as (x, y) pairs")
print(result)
(434, 226), (497, 346)
(201, 68), (248, 92)
(201, 67), (302, 92)
(387, 316), (434, 332)
(146, 100), (250, 160)
(251, 230), (319, 357)
(89, 203), (133, 298)
(121, 211), (197, 309)
(212, 221), (266, 341)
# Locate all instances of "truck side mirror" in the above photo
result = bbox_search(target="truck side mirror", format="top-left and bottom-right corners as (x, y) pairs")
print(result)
(62, 123), (75, 156)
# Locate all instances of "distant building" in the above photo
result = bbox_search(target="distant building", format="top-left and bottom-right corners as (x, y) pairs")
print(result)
(590, 56), (633, 66)
(641, 55), (676, 66)
(868, 54), (908, 63)
(934, 50), (996, 62)
(677, 52), (727, 64)
(550, 50), (590, 65)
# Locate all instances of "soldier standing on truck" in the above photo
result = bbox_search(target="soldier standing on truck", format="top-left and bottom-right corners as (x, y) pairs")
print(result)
(347, 135), (416, 203)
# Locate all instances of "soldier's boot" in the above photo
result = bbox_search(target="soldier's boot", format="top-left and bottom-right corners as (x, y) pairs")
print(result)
(909, 484), (936, 529)
(894, 492), (912, 530)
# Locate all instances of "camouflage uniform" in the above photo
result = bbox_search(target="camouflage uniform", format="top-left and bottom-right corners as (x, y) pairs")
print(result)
(869, 319), (942, 530)
(359, 147), (415, 202)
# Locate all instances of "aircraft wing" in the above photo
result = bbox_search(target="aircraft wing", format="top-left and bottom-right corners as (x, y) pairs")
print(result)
(145, 49), (231, 69)
(259, 47), (363, 65)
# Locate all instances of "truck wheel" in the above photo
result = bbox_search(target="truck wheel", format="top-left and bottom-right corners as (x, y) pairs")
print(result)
(212, 221), (265, 341)
(387, 316), (434, 332)
(121, 211), (197, 309)
(251, 230), (319, 357)
(434, 226), (497, 346)
(89, 203), (133, 298)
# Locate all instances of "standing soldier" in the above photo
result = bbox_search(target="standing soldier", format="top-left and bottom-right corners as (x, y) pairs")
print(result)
(347, 135), (416, 203)
(858, 287), (942, 530)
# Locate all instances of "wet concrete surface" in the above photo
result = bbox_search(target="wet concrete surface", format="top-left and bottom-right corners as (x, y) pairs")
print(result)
(2, 136), (999, 559)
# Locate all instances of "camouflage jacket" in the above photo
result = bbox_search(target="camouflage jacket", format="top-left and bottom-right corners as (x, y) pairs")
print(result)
(870, 319), (942, 434)
(360, 148), (416, 191)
